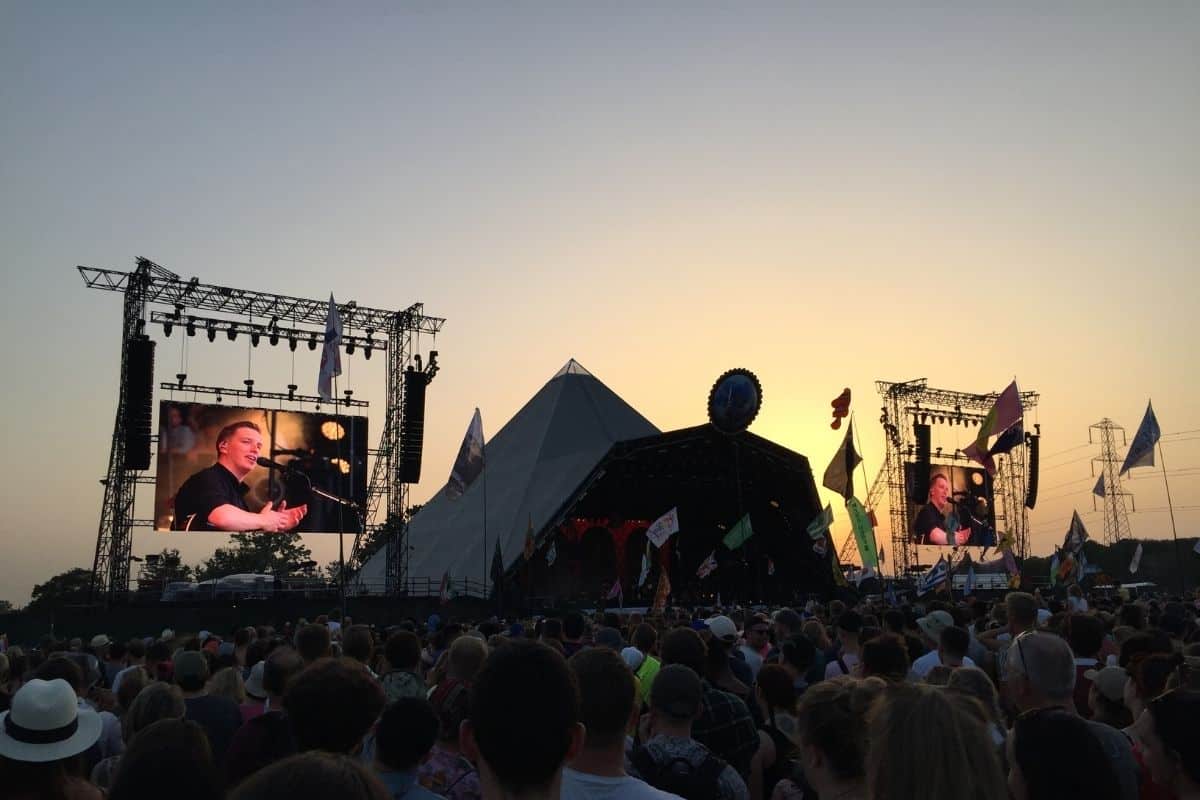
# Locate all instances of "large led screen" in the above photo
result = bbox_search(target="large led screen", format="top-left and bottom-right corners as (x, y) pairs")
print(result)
(904, 462), (996, 547)
(154, 402), (368, 534)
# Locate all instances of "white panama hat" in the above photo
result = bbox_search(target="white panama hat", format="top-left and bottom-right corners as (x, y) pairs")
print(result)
(0, 679), (102, 763)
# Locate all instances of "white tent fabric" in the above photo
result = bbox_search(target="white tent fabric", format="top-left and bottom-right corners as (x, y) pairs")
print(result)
(357, 359), (659, 591)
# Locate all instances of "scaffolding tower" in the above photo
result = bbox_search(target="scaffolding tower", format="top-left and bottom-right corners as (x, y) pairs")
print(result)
(876, 379), (1040, 576)
(1089, 419), (1134, 545)
(79, 257), (444, 602)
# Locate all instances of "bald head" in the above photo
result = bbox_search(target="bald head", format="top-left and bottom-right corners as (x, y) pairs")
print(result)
(1006, 632), (1075, 709)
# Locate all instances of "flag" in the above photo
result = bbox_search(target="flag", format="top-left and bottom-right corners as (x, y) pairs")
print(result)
(1093, 474), (1106, 498)
(822, 421), (863, 500)
(767, 558), (775, 576)
(638, 543), (651, 587)
(523, 515), (535, 560)
(317, 294), (342, 401)
(446, 409), (485, 498)
(1049, 549), (1061, 586)
(438, 571), (451, 604)
(546, 540), (557, 567)
(1063, 511), (1090, 553)
(830, 387), (851, 430)
(605, 578), (622, 600)
(847, 497), (880, 569)
(646, 507), (681, 548)
(1120, 402), (1161, 475)
(652, 570), (671, 613)
(917, 557), (949, 595)
(853, 566), (877, 587)
(988, 423), (1025, 457)
(964, 564), (977, 596)
(831, 548), (848, 587)
(807, 505), (834, 540)
(997, 530), (1016, 553)
(1003, 547), (1018, 577)
(812, 535), (828, 557)
(1129, 541), (1144, 574)
(722, 514), (754, 550)
(490, 538), (504, 585)
(697, 551), (718, 578)
(879, 546), (886, 565)
(963, 380), (1022, 474)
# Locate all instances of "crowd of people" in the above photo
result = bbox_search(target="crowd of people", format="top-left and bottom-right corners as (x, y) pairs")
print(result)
(1, 589), (1198, 800)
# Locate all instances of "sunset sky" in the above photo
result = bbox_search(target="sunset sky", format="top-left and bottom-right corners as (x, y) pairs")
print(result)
(2, 3), (1197, 605)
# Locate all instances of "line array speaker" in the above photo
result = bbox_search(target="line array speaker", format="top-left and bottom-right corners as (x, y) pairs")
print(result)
(1025, 433), (1040, 509)
(123, 336), (155, 471)
(399, 368), (428, 484)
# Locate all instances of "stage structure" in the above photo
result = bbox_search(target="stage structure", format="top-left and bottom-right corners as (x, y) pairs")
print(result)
(876, 379), (1040, 576)
(79, 257), (444, 602)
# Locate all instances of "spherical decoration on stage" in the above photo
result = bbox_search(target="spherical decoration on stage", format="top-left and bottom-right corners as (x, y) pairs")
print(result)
(707, 368), (763, 434)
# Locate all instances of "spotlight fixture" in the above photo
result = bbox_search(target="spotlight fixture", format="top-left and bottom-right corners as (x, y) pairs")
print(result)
(244, 379), (254, 398)
(206, 320), (217, 342)
(162, 319), (173, 337)
(226, 326), (237, 342)
(288, 334), (297, 352)
(250, 327), (261, 347)
(346, 340), (355, 355)
(186, 317), (196, 337)
(269, 330), (280, 346)
(308, 333), (317, 351)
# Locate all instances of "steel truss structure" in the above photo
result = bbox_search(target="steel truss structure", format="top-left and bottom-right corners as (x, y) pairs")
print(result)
(1090, 419), (1134, 545)
(876, 378), (1040, 576)
(79, 257), (444, 602)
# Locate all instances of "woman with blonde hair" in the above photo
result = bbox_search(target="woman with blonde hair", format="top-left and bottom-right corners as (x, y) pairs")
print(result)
(209, 665), (248, 705)
(866, 683), (1006, 800)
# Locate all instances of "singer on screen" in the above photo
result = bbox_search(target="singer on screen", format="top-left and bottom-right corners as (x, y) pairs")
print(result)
(171, 421), (307, 532)
(913, 473), (971, 545)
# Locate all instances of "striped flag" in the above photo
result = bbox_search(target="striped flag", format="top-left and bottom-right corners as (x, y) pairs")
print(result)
(696, 551), (718, 578)
(917, 557), (949, 595)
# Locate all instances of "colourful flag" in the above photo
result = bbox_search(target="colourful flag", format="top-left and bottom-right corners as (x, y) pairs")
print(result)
(807, 505), (834, 540)
(1120, 402), (1161, 475)
(1093, 474), (1106, 498)
(852, 566), (877, 587)
(988, 423), (1025, 457)
(523, 514), (535, 560)
(317, 293), (342, 401)
(1129, 541), (1144, 574)
(446, 408), (485, 498)
(605, 578), (622, 600)
(1063, 511), (1090, 553)
(964, 564), (977, 596)
(546, 540), (557, 567)
(1050, 549), (1061, 586)
(823, 421), (863, 500)
(638, 542), (651, 587)
(722, 514), (754, 550)
(696, 551), (718, 578)
(847, 497), (879, 569)
(962, 380), (1022, 474)
(646, 507), (681, 547)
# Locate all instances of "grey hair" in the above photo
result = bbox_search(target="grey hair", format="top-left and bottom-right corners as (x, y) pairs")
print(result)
(1005, 632), (1075, 701)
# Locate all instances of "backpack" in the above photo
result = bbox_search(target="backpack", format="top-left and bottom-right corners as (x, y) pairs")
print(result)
(630, 745), (728, 800)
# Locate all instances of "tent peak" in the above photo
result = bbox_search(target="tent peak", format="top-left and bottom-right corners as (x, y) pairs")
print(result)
(553, 359), (593, 378)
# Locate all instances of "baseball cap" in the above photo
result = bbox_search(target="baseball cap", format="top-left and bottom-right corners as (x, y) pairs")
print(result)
(650, 664), (703, 720)
(621, 646), (646, 671)
(704, 615), (738, 643)
(1084, 665), (1128, 703)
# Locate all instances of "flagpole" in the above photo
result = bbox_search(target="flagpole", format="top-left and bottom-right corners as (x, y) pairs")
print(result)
(334, 375), (346, 629)
(482, 441), (488, 598)
(1157, 441), (1184, 595)
(851, 414), (881, 575)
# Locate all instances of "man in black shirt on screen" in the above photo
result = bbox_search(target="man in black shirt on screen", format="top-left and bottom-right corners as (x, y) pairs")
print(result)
(913, 473), (971, 546)
(172, 420), (307, 532)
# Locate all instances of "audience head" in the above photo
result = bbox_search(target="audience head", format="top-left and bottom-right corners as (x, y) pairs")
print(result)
(263, 647), (304, 700)
(632, 623), (658, 655)
(1135, 689), (1200, 796)
(867, 683), (1006, 800)
(1065, 614), (1105, 659)
(341, 625), (374, 666)
(230, 751), (389, 800)
(295, 624), (332, 664)
(650, 664), (704, 725)
(285, 658), (385, 754)
(121, 682), (186, 743)
(446, 635), (488, 682)
(108, 719), (221, 800)
(375, 697), (439, 771)
(208, 666), (246, 705)
(860, 633), (910, 683)
(755, 663), (798, 719)
(173, 650), (209, 693)
(794, 678), (883, 792)
(1006, 592), (1039, 631)
(384, 631), (421, 672)
(660, 627), (707, 676)
(947, 666), (1003, 727)
(115, 666), (149, 713)
(1005, 632), (1075, 711)
(462, 640), (582, 796)
(1084, 665), (1132, 727)
(938, 626), (970, 665)
(569, 647), (636, 749)
(1008, 708), (1120, 800)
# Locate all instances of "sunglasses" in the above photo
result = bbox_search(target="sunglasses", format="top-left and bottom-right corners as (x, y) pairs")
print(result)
(1012, 630), (1040, 677)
